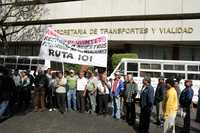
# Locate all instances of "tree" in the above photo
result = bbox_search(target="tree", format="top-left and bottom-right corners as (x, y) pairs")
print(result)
(0, 0), (45, 55)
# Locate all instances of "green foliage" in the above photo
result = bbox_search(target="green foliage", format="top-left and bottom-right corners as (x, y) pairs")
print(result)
(112, 53), (138, 68)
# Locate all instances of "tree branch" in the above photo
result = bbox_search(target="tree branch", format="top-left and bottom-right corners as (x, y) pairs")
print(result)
(5, 25), (26, 36)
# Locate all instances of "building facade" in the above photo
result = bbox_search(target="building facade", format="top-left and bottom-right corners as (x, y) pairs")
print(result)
(2, 0), (200, 62)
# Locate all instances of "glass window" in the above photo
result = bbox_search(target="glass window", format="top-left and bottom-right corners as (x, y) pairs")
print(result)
(127, 63), (138, 71)
(151, 64), (161, 69)
(51, 61), (62, 71)
(38, 59), (45, 65)
(188, 74), (200, 80)
(117, 63), (124, 75)
(164, 73), (185, 79)
(17, 65), (30, 70)
(5, 57), (17, 63)
(0, 58), (4, 64)
(18, 58), (30, 64)
(175, 65), (184, 71)
(5, 64), (16, 69)
(188, 65), (198, 71)
(140, 71), (161, 78)
(164, 65), (173, 70)
(140, 63), (150, 69)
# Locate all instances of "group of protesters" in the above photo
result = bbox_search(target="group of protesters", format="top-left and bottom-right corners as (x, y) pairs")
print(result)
(0, 66), (200, 133)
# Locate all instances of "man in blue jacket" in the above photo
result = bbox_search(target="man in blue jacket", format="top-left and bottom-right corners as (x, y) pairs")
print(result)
(179, 80), (194, 133)
(139, 77), (154, 133)
(111, 71), (124, 119)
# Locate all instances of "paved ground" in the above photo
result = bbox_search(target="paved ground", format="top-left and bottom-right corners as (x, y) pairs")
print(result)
(0, 106), (200, 133)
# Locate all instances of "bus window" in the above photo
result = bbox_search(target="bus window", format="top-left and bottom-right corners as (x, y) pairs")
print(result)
(164, 73), (185, 79)
(51, 61), (62, 71)
(151, 64), (161, 69)
(140, 63), (150, 69)
(5, 57), (17, 63)
(164, 64), (173, 70)
(116, 62), (124, 75)
(0, 57), (4, 64)
(188, 74), (200, 80)
(17, 65), (30, 70)
(140, 71), (161, 78)
(5, 64), (16, 69)
(18, 58), (30, 64)
(31, 59), (38, 64)
(127, 63), (138, 71)
(38, 59), (45, 65)
(188, 65), (198, 71)
(175, 65), (184, 71)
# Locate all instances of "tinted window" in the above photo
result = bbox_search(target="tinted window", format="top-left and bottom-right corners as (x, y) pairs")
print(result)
(140, 71), (161, 78)
(175, 65), (184, 71)
(5, 57), (17, 63)
(18, 58), (30, 64)
(164, 73), (185, 79)
(164, 65), (173, 70)
(140, 63), (150, 69)
(127, 63), (138, 71)
(0, 58), (4, 64)
(17, 65), (30, 70)
(188, 74), (200, 80)
(188, 65), (198, 71)
(151, 64), (161, 69)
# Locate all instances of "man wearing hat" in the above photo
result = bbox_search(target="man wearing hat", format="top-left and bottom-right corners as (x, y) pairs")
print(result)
(154, 76), (165, 126)
(66, 69), (77, 111)
(111, 71), (124, 119)
(139, 77), (154, 133)
(179, 80), (194, 133)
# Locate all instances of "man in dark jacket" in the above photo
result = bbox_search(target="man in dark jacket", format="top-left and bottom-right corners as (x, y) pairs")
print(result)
(154, 76), (165, 126)
(179, 80), (194, 133)
(0, 67), (15, 120)
(34, 70), (48, 112)
(139, 77), (154, 133)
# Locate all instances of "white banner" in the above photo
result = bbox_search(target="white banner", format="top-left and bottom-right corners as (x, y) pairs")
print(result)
(39, 28), (108, 67)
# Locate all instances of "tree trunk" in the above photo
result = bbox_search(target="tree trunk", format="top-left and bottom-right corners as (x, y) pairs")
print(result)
(1, 28), (8, 55)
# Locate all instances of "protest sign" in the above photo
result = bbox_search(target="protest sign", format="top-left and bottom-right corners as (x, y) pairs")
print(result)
(39, 27), (108, 67)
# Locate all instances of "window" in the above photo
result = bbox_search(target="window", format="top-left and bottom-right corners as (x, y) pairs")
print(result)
(5, 64), (16, 69)
(188, 74), (200, 80)
(164, 65), (173, 70)
(5, 57), (17, 63)
(140, 71), (161, 78)
(164, 73), (185, 79)
(18, 58), (30, 64)
(140, 63), (150, 69)
(175, 65), (184, 71)
(188, 65), (198, 71)
(151, 64), (161, 69)
(17, 65), (30, 70)
(117, 63), (124, 75)
(127, 63), (138, 71)
(0, 58), (4, 64)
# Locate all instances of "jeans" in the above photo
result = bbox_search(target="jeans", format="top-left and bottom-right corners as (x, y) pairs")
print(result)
(67, 89), (77, 110)
(112, 96), (121, 119)
(56, 93), (66, 113)
(0, 101), (9, 117)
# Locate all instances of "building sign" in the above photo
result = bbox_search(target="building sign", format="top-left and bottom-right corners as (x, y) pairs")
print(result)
(39, 28), (108, 67)
(52, 19), (200, 41)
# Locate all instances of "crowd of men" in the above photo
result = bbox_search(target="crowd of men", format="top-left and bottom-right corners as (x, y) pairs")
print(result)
(0, 66), (200, 133)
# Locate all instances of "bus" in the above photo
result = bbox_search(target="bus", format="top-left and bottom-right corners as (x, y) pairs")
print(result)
(109, 58), (200, 104)
(0, 55), (50, 72)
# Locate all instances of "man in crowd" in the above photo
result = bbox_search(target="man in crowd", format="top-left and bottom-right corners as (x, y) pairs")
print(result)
(111, 71), (124, 119)
(77, 71), (88, 113)
(163, 78), (178, 133)
(179, 80), (194, 133)
(67, 69), (77, 111)
(0, 67), (15, 120)
(139, 77), (154, 133)
(19, 71), (30, 112)
(34, 70), (48, 112)
(84, 70), (97, 114)
(124, 74), (138, 125)
(154, 76), (165, 126)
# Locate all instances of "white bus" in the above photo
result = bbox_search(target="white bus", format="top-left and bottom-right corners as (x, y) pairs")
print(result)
(0, 55), (50, 72)
(109, 58), (200, 104)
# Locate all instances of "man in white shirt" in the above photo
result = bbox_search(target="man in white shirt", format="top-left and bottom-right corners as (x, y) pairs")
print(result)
(77, 71), (88, 113)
